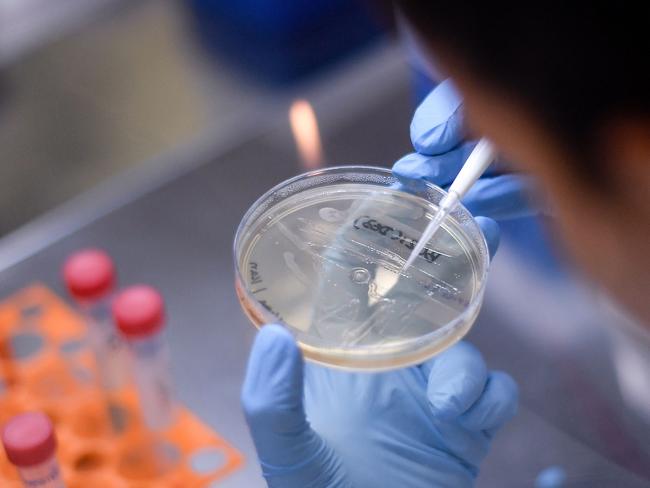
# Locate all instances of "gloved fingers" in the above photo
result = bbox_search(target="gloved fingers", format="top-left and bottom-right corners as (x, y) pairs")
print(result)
(458, 371), (519, 434)
(241, 324), (308, 463)
(393, 143), (474, 188)
(410, 79), (465, 155)
(462, 174), (537, 221)
(242, 325), (347, 485)
(475, 217), (500, 260)
(393, 143), (507, 191)
(419, 342), (488, 420)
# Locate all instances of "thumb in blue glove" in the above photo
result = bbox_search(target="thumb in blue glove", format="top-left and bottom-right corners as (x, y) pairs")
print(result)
(241, 325), (350, 487)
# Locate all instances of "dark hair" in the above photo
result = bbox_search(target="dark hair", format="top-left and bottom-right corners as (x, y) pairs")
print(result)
(396, 2), (650, 182)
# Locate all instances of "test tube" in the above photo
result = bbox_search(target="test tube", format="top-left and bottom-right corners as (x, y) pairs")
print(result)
(2, 412), (65, 488)
(112, 285), (175, 431)
(63, 249), (128, 392)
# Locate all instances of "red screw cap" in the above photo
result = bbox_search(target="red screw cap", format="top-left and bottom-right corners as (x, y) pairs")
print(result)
(63, 249), (115, 301)
(113, 285), (165, 338)
(2, 412), (57, 467)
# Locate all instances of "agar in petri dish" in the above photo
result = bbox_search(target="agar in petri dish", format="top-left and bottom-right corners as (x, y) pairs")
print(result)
(234, 166), (489, 370)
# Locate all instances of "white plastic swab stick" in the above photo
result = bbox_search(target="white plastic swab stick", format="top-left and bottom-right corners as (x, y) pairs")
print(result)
(402, 138), (497, 271)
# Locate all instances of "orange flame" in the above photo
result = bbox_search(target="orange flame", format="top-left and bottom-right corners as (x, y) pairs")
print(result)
(289, 99), (324, 169)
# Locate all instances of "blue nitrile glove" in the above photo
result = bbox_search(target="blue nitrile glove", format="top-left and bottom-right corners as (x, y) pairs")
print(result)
(393, 79), (537, 223)
(242, 324), (518, 488)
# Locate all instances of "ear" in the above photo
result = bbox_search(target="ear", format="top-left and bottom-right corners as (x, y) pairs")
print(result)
(602, 119), (650, 216)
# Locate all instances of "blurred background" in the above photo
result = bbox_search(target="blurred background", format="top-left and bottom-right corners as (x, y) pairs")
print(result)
(0, 1), (649, 487)
(0, 0), (396, 238)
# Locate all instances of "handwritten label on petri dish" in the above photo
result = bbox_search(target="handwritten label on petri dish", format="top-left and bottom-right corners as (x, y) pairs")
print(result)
(352, 216), (441, 264)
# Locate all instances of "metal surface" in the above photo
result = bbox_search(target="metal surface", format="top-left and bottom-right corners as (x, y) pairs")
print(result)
(0, 52), (649, 488)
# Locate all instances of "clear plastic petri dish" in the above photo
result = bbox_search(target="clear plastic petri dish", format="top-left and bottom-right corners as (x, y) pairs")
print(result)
(234, 166), (489, 370)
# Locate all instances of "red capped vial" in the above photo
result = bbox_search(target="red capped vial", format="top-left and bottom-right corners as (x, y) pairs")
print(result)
(2, 412), (65, 488)
(113, 285), (175, 430)
(62, 249), (114, 302)
(62, 249), (128, 393)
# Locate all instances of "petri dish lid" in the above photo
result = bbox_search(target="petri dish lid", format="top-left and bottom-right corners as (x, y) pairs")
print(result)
(234, 166), (489, 370)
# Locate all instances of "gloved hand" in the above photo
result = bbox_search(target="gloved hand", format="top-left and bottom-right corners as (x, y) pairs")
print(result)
(393, 79), (537, 223)
(242, 324), (518, 488)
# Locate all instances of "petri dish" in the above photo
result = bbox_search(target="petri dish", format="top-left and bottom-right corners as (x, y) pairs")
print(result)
(234, 166), (489, 370)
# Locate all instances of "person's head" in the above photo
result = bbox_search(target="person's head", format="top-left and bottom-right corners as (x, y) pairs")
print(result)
(396, 2), (650, 324)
